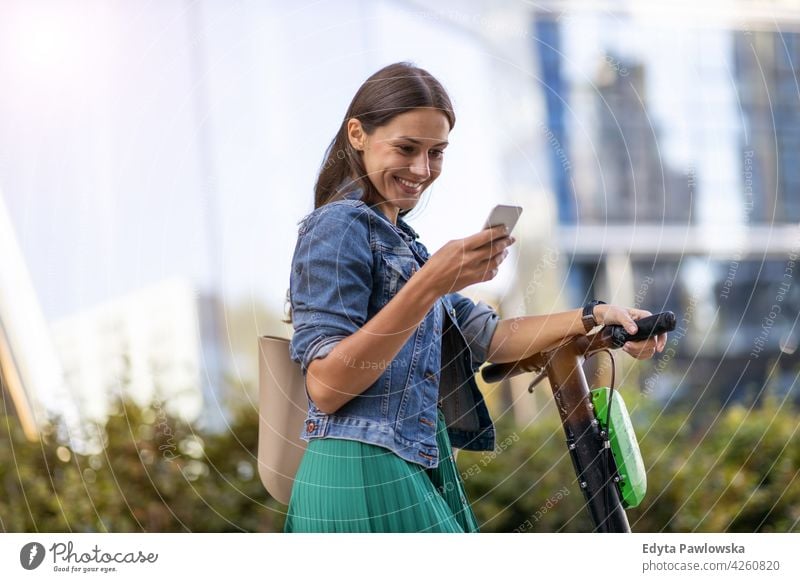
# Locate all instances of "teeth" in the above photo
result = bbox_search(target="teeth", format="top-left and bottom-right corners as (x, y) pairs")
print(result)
(396, 177), (422, 189)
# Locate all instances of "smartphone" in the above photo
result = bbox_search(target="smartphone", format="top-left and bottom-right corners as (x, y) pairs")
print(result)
(482, 204), (523, 234)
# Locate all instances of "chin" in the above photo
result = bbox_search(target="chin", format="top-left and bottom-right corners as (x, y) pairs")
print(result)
(397, 199), (420, 213)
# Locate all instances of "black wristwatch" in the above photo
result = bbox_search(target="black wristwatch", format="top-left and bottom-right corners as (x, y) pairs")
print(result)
(582, 300), (606, 333)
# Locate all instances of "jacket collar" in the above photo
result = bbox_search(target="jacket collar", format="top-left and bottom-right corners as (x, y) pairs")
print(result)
(340, 183), (419, 242)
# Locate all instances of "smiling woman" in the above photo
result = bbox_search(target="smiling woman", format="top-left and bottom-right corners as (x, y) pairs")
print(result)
(282, 61), (665, 533)
(284, 61), (507, 533)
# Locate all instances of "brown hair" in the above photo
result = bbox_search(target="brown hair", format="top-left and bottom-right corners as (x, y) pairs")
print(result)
(314, 61), (456, 215)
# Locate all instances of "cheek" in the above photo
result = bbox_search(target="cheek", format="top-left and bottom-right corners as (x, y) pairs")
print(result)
(380, 156), (409, 177)
(364, 146), (392, 167)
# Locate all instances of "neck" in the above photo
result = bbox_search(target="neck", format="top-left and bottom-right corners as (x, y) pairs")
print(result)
(376, 202), (399, 225)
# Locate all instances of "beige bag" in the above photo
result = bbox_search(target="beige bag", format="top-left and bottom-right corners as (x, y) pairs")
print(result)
(257, 335), (462, 506)
(257, 335), (308, 506)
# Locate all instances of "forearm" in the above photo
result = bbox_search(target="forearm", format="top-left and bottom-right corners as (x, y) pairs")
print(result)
(306, 272), (440, 414)
(486, 309), (586, 364)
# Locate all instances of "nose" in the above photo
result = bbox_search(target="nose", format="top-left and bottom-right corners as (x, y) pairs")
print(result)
(409, 153), (431, 180)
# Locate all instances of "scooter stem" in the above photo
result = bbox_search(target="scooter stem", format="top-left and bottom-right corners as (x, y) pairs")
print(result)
(546, 339), (631, 532)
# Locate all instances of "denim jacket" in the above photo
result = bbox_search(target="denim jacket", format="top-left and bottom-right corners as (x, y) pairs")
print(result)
(288, 187), (500, 469)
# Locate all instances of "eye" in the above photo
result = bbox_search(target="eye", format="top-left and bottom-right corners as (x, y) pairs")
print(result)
(429, 149), (445, 159)
(396, 145), (414, 154)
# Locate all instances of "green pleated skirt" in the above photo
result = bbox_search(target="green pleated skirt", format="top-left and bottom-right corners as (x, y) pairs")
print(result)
(284, 407), (480, 533)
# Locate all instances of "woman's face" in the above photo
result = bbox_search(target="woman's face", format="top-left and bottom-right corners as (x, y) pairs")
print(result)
(347, 108), (450, 223)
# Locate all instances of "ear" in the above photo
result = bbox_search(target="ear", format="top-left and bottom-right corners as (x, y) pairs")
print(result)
(346, 118), (366, 151)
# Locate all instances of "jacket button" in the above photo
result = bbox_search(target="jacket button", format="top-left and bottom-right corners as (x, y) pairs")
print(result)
(306, 421), (316, 432)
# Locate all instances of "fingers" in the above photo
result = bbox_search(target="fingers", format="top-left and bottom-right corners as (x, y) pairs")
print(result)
(475, 249), (509, 282)
(490, 241), (511, 262)
(601, 305), (682, 344)
(618, 310), (639, 335)
(454, 225), (518, 285)
(628, 308), (653, 321)
(483, 235), (515, 277)
(623, 308), (655, 334)
(623, 333), (670, 359)
(623, 339), (658, 359)
(466, 224), (513, 250)
(616, 307), (669, 359)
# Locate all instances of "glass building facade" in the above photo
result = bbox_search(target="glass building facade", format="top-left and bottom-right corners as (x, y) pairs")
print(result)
(533, 8), (800, 407)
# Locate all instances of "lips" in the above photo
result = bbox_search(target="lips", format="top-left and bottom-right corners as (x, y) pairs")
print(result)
(394, 176), (423, 195)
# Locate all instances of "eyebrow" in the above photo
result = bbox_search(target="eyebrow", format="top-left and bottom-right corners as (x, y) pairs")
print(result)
(394, 137), (449, 147)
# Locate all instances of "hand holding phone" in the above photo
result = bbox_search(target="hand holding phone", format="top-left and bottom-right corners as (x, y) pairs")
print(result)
(482, 204), (523, 235)
(419, 205), (522, 297)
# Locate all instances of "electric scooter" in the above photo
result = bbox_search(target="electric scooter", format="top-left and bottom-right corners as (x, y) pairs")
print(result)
(481, 311), (676, 533)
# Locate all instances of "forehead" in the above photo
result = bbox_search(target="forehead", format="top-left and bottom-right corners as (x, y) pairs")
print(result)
(376, 108), (450, 142)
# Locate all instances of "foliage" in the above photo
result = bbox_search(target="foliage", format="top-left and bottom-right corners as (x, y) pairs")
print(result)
(459, 393), (800, 532)
(3, 389), (798, 532)
(0, 399), (285, 532)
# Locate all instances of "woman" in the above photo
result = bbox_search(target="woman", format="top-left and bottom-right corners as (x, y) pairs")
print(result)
(284, 61), (666, 533)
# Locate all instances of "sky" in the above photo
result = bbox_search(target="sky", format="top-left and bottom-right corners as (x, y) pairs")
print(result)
(0, 0), (769, 332)
(0, 0), (518, 325)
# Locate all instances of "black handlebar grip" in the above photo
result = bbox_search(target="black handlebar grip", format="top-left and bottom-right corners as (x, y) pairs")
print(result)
(604, 311), (677, 348)
(482, 363), (510, 384)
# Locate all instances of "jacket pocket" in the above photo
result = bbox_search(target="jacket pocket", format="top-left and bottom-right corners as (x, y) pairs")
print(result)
(381, 247), (418, 297)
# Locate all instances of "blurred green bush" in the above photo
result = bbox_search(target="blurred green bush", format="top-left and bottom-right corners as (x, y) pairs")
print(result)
(0, 398), (285, 532)
(2, 391), (798, 532)
(459, 392), (800, 532)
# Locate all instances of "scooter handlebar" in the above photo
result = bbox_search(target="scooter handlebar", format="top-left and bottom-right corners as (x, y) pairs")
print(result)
(480, 311), (677, 383)
(602, 310), (676, 348)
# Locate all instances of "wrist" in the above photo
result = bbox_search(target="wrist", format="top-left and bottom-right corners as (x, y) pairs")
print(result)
(593, 303), (607, 325)
(407, 266), (442, 307)
(581, 300), (606, 333)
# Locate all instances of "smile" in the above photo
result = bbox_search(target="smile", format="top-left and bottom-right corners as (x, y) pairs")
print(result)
(394, 176), (424, 193)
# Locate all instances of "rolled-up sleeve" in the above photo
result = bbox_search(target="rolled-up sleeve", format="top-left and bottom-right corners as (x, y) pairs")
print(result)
(289, 203), (373, 375)
(446, 292), (500, 371)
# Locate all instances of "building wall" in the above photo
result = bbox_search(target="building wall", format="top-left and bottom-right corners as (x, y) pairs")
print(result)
(529, 3), (800, 407)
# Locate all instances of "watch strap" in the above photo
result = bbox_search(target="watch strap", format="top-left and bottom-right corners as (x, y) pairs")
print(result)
(582, 300), (606, 333)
